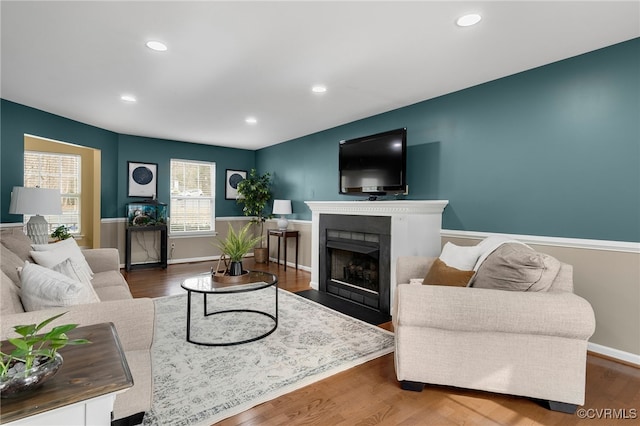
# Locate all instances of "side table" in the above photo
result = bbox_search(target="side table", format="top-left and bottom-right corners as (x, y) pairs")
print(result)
(1, 322), (133, 426)
(267, 229), (299, 270)
(125, 224), (168, 271)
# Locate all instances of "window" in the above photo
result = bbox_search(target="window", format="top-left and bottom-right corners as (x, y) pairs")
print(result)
(24, 151), (81, 234)
(170, 159), (215, 234)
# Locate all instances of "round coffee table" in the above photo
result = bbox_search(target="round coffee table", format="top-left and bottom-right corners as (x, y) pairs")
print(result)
(181, 270), (278, 346)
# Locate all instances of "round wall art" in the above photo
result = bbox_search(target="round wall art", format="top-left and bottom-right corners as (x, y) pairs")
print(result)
(128, 161), (158, 198)
(225, 169), (246, 199)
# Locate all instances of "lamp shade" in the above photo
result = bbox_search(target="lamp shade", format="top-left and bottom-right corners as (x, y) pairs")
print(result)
(9, 187), (62, 215)
(272, 199), (292, 215)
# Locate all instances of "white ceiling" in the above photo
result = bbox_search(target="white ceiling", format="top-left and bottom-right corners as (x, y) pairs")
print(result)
(2, 1), (638, 150)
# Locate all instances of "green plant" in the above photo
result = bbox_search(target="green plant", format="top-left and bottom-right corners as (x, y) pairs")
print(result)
(214, 223), (264, 263)
(236, 169), (272, 248)
(50, 225), (71, 241)
(0, 312), (89, 378)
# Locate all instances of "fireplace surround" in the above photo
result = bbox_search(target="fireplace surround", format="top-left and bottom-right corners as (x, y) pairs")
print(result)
(306, 200), (449, 313)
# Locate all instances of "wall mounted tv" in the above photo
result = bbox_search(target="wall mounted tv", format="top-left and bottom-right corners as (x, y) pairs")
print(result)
(339, 128), (407, 199)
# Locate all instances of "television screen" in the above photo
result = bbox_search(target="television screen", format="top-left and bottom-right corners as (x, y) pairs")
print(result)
(339, 128), (407, 197)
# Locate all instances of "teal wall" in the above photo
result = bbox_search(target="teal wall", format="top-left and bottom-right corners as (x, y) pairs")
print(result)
(3, 39), (638, 242)
(117, 134), (254, 217)
(257, 38), (640, 242)
(1, 100), (253, 222)
(1, 100), (119, 220)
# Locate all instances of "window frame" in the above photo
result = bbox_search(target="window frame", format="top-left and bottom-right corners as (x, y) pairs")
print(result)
(23, 150), (82, 235)
(169, 159), (216, 236)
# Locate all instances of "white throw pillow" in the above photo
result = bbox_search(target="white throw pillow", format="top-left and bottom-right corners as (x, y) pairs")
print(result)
(439, 242), (481, 271)
(30, 250), (93, 287)
(18, 261), (99, 311)
(31, 238), (94, 278)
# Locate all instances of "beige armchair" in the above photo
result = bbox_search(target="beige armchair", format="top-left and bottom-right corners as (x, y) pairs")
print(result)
(393, 255), (596, 413)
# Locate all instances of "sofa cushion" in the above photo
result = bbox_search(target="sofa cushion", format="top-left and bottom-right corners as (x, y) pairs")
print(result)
(0, 228), (34, 262)
(423, 258), (475, 287)
(439, 242), (481, 271)
(31, 238), (94, 278)
(30, 250), (93, 287)
(18, 261), (99, 311)
(1, 245), (24, 287)
(470, 243), (561, 292)
(91, 270), (129, 289)
(94, 285), (133, 301)
(1, 271), (25, 315)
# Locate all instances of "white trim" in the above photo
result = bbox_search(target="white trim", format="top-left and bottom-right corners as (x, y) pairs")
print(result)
(0, 223), (24, 229)
(101, 216), (251, 224)
(100, 217), (124, 223)
(588, 342), (640, 367)
(441, 229), (640, 254)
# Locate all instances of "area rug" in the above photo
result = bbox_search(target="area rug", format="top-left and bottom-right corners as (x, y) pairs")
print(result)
(141, 287), (395, 426)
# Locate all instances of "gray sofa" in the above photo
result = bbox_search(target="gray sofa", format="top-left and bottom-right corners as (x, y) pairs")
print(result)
(0, 227), (154, 421)
(393, 244), (596, 413)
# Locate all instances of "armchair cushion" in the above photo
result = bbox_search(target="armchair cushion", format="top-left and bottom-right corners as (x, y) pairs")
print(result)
(469, 243), (561, 292)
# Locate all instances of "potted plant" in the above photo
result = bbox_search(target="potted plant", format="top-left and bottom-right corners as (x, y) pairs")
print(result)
(1, 312), (90, 398)
(50, 225), (71, 242)
(236, 169), (272, 263)
(214, 223), (263, 276)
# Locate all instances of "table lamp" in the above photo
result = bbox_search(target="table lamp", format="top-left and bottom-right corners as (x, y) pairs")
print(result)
(9, 186), (62, 244)
(272, 199), (292, 230)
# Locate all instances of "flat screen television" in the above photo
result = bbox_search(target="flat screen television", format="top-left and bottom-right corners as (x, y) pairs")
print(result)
(339, 128), (407, 198)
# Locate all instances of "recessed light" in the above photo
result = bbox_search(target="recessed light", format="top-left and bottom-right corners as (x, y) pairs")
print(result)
(456, 14), (482, 27)
(312, 85), (327, 94)
(146, 40), (168, 51)
(245, 117), (257, 125)
(120, 94), (137, 103)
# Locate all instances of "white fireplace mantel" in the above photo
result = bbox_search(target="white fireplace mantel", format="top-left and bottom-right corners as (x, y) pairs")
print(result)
(305, 200), (449, 313)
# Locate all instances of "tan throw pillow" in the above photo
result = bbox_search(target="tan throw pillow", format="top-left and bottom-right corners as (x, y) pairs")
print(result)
(470, 243), (560, 292)
(423, 258), (475, 287)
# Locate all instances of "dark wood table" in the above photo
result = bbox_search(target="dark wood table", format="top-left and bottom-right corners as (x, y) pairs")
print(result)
(267, 229), (299, 270)
(1, 322), (133, 425)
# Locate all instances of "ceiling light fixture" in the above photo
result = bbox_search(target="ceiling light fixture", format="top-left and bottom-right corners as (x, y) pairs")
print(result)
(312, 85), (327, 94)
(245, 117), (257, 125)
(146, 40), (168, 51)
(120, 94), (137, 103)
(456, 14), (482, 27)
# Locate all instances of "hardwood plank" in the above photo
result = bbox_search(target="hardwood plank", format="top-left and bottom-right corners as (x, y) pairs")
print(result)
(124, 259), (640, 425)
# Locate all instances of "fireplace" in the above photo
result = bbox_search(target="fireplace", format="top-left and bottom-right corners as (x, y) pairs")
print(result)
(320, 215), (391, 315)
(306, 200), (449, 315)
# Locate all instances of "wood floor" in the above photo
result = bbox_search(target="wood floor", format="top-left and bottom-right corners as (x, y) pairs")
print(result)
(124, 260), (640, 425)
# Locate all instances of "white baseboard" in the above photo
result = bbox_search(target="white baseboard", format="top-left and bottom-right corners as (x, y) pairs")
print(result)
(588, 342), (640, 366)
(267, 257), (311, 273)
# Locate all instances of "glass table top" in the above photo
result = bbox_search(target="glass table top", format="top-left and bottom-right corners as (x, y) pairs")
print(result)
(181, 270), (278, 294)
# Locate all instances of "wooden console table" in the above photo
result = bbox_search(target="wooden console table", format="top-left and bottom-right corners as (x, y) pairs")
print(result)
(267, 229), (299, 270)
(1, 322), (133, 426)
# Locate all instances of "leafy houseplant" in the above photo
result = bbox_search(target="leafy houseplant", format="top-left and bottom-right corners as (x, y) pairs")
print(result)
(215, 223), (263, 276)
(50, 225), (71, 242)
(236, 169), (272, 263)
(0, 312), (90, 398)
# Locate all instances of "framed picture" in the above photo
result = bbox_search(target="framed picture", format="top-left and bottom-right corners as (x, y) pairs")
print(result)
(225, 169), (246, 200)
(128, 161), (158, 198)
